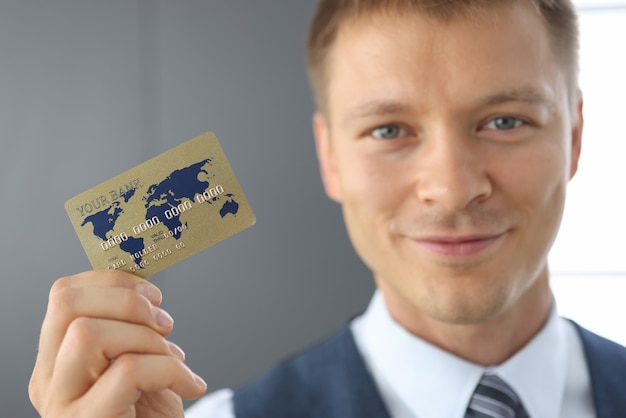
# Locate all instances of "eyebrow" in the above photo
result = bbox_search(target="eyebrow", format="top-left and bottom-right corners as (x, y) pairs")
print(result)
(480, 87), (555, 109)
(342, 100), (412, 127)
(341, 87), (556, 127)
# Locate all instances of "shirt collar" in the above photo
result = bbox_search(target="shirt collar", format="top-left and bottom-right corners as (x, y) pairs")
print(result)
(351, 291), (568, 418)
(493, 300), (568, 418)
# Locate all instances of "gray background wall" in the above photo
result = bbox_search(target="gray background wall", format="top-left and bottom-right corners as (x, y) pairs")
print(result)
(0, 1), (375, 415)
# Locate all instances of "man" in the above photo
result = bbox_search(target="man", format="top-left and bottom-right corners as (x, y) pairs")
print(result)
(29, 0), (626, 417)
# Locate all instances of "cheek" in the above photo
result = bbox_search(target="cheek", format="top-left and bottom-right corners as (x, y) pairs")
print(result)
(494, 142), (569, 243)
(524, 148), (568, 207)
(336, 154), (412, 263)
(338, 154), (410, 216)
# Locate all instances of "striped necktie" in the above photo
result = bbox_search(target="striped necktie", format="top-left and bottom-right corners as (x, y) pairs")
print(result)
(465, 374), (529, 418)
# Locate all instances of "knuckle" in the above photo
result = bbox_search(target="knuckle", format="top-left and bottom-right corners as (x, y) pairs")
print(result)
(28, 371), (53, 416)
(28, 374), (42, 409)
(49, 284), (74, 308)
(65, 317), (99, 350)
(49, 276), (72, 302)
(118, 290), (152, 323)
(47, 284), (74, 316)
(113, 353), (142, 377)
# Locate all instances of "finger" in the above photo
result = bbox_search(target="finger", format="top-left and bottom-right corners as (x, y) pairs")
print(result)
(32, 272), (168, 398)
(82, 354), (207, 416)
(54, 270), (162, 304)
(44, 283), (170, 337)
(52, 317), (184, 403)
(35, 287), (170, 382)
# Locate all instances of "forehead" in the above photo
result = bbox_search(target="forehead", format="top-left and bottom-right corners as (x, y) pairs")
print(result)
(325, 3), (566, 120)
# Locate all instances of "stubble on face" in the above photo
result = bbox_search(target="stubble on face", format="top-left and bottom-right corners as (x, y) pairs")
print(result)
(317, 2), (580, 357)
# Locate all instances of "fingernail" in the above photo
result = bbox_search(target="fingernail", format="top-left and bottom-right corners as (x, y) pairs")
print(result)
(152, 305), (174, 328)
(166, 341), (185, 360)
(136, 282), (162, 304)
(193, 373), (207, 389)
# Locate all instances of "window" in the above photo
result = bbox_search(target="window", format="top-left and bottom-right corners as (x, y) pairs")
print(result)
(550, 3), (626, 344)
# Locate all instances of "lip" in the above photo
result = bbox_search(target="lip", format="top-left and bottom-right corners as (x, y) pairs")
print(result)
(411, 233), (507, 257)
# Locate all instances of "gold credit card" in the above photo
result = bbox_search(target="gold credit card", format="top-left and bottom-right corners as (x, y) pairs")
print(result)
(65, 132), (255, 278)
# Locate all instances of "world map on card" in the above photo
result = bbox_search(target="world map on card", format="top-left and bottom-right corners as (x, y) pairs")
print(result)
(80, 158), (240, 264)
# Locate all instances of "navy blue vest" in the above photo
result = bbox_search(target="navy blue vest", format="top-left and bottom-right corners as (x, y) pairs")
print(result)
(574, 323), (626, 418)
(233, 323), (626, 418)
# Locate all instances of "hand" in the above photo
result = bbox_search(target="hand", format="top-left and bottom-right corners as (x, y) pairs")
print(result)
(29, 270), (207, 418)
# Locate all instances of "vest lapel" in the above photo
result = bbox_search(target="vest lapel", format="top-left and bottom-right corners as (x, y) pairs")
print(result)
(574, 322), (626, 418)
(233, 326), (392, 418)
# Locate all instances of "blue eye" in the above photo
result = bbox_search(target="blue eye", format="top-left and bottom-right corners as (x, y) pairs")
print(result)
(485, 117), (524, 130)
(371, 124), (405, 140)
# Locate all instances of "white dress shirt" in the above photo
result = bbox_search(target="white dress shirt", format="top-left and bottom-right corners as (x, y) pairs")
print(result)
(185, 291), (595, 418)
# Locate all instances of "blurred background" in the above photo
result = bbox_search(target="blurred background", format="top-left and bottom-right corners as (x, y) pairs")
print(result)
(0, 1), (624, 416)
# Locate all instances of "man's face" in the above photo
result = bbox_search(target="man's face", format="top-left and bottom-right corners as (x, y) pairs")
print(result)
(314, 4), (582, 325)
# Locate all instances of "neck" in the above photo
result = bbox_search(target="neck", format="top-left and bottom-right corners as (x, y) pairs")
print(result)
(376, 273), (553, 366)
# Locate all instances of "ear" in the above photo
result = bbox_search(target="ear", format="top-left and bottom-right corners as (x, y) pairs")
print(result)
(313, 112), (343, 202)
(569, 92), (584, 180)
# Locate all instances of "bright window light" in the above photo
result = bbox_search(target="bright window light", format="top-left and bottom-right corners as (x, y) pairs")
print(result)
(550, 6), (626, 345)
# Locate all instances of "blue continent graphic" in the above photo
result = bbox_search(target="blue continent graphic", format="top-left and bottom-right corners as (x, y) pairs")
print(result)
(121, 188), (136, 202)
(120, 237), (145, 263)
(219, 194), (239, 218)
(144, 159), (214, 238)
(81, 202), (123, 241)
(81, 158), (241, 267)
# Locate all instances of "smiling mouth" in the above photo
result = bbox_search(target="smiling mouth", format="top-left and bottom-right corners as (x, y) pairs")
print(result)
(412, 233), (507, 257)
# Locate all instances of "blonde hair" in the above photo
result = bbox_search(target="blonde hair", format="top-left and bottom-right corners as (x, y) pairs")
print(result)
(306, 0), (579, 112)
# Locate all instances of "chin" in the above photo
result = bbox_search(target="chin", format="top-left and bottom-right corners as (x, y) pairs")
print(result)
(431, 304), (506, 326)
(417, 281), (514, 325)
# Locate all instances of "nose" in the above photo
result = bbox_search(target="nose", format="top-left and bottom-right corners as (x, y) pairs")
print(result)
(415, 129), (492, 212)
